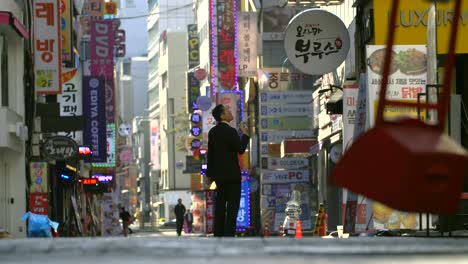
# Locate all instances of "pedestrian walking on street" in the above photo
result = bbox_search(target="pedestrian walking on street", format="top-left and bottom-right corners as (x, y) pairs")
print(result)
(207, 104), (250, 237)
(119, 207), (131, 237)
(174, 199), (186, 236)
(184, 209), (193, 234)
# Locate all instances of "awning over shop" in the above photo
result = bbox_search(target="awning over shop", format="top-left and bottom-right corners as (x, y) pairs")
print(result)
(0, 11), (29, 39)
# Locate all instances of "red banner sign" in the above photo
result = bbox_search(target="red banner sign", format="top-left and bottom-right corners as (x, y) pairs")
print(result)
(29, 193), (48, 215)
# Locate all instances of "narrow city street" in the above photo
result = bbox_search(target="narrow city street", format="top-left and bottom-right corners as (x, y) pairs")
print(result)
(1, 0), (468, 263)
(2, 236), (468, 263)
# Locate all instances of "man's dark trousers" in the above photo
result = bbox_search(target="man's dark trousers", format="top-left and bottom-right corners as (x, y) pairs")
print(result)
(214, 182), (241, 237)
(176, 217), (184, 236)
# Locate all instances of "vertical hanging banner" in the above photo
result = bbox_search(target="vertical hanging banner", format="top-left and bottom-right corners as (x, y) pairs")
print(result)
(60, 0), (73, 64)
(34, 0), (62, 94)
(187, 71), (201, 112)
(58, 68), (83, 143)
(90, 20), (114, 77)
(217, 0), (236, 91)
(150, 120), (160, 170)
(237, 12), (257, 77)
(90, 19), (115, 123)
(92, 124), (116, 167)
(187, 24), (199, 69)
(82, 76), (107, 162)
(205, 190), (215, 234)
(236, 173), (251, 231)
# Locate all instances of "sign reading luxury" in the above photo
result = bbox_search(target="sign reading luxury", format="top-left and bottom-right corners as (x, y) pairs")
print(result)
(373, 0), (468, 54)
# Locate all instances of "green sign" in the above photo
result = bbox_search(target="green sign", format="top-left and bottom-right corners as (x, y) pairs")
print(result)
(260, 116), (311, 130)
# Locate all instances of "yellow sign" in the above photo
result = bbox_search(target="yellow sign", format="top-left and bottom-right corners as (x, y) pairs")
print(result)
(374, 100), (427, 123)
(104, 2), (118, 15)
(374, 0), (468, 54)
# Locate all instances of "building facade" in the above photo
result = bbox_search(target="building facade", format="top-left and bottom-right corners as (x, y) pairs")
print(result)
(0, 0), (30, 238)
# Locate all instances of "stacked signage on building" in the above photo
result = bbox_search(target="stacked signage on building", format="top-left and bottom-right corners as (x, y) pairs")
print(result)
(29, 162), (49, 215)
(258, 72), (314, 232)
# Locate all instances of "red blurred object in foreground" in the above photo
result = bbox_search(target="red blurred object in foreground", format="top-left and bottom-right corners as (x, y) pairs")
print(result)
(331, 119), (468, 214)
(332, 0), (467, 215)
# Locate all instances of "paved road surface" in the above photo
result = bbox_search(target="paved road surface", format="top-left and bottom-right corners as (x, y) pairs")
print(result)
(1, 232), (468, 263)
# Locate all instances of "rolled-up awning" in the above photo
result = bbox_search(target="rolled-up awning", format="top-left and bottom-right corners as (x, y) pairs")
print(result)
(0, 11), (29, 39)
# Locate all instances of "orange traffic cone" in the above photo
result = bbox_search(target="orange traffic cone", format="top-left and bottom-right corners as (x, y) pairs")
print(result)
(264, 222), (270, 237)
(313, 204), (325, 236)
(278, 223), (284, 237)
(295, 220), (302, 239)
(319, 212), (328, 236)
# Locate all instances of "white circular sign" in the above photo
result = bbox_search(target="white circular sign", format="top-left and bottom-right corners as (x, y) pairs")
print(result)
(284, 9), (350, 75)
(118, 123), (132, 137)
(330, 143), (343, 163)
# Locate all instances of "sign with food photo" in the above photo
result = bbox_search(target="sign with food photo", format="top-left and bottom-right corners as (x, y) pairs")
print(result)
(366, 45), (428, 126)
(366, 45), (435, 230)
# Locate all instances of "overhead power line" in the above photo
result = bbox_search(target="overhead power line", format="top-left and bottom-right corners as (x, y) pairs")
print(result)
(116, 3), (193, 20)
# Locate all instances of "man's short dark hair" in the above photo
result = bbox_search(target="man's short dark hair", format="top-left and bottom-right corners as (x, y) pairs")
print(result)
(212, 104), (224, 122)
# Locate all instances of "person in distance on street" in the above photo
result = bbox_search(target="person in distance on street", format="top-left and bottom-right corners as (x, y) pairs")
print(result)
(174, 199), (186, 236)
(119, 207), (131, 237)
(207, 104), (250, 237)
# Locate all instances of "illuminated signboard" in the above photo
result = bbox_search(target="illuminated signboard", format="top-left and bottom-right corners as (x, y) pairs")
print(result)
(83, 178), (98, 185)
(237, 171), (251, 231)
(92, 174), (113, 182)
(191, 113), (201, 124)
(190, 126), (201, 137)
(191, 139), (202, 150)
(216, 0), (236, 91)
(79, 146), (93, 155)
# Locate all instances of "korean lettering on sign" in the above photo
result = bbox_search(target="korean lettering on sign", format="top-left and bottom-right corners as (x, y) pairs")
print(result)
(34, 0), (62, 94)
(237, 12), (257, 77)
(258, 69), (315, 90)
(29, 193), (49, 215)
(217, 0), (236, 90)
(236, 175), (250, 229)
(295, 26), (342, 63)
(284, 9), (350, 76)
(58, 68), (83, 143)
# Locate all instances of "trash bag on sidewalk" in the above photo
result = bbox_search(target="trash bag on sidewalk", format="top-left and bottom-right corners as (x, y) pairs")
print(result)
(22, 212), (59, 238)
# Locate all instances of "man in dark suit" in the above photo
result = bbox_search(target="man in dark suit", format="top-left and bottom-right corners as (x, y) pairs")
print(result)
(207, 104), (250, 237)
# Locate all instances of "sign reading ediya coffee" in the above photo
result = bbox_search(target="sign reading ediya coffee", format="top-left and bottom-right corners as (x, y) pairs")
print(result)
(82, 76), (107, 162)
(42, 136), (78, 160)
(284, 9), (350, 75)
